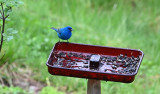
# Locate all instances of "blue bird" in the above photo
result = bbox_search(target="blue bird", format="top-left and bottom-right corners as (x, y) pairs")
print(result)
(51, 26), (73, 42)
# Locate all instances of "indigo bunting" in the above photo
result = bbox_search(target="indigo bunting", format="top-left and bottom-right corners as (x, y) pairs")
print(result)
(51, 26), (73, 42)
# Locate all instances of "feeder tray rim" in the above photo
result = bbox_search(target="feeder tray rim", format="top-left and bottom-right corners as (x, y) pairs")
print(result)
(55, 42), (144, 52)
(46, 42), (144, 76)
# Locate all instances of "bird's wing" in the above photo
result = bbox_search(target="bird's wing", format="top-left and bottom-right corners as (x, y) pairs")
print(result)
(57, 28), (61, 35)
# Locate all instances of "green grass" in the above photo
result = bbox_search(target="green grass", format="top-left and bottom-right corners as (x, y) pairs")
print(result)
(40, 86), (65, 94)
(0, 85), (28, 94)
(1, 0), (160, 94)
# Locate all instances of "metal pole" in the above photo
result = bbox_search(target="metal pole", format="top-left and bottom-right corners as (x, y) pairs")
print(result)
(87, 79), (101, 94)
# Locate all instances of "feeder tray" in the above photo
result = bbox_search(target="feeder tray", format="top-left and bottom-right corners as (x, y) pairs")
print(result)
(46, 42), (144, 83)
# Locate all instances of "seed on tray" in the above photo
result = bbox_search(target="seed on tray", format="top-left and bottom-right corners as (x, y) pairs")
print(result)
(120, 54), (124, 57)
(104, 69), (109, 72)
(110, 70), (117, 73)
(124, 55), (128, 59)
(117, 59), (122, 62)
(59, 52), (65, 55)
(121, 59), (126, 63)
(106, 56), (112, 62)
(123, 64), (128, 67)
(79, 53), (83, 58)
(83, 65), (88, 68)
(129, 68), (135, 73)
(67, 60), (71, 62)
(135, 57), (140, 61)
(131, 56), (135, 59)
(111, 57), (117, 61)
(106, 62), (112, 65)
(125, 71), (130, 74)
(118, 54), (124, 60)
(134, 57), (138, 61)
(101, 56), (106, 61)
(112, 61), (117, 65)
(70, 61), (75, 65)
(111, 65), (117, 69)
(61, 54), (66, 58)
(84, 55), (90, 60)
(59, 62), (63, 65)
(106, 56), (111, 59)
(68, 52), (74, 57)
(99, 63), (104, 67)
(75, 59), (79, 61)
(126, 58), (132, 63)
(125, 61), (130, 66)
(107, 59), (112, 62)
(132, 61), (137, 65)
(118, 70), (122, 74)
(52, 51), (141, 75)
(73, 53), (78, 57)
(100, 60), (105, 63)
(83, 60), (88, 64)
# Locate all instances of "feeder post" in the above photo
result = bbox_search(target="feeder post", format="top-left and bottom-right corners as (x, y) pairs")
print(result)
(87, 79), (101, 94)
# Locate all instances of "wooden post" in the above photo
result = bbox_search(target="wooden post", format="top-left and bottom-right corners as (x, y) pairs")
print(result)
(87, 79), (101, 94)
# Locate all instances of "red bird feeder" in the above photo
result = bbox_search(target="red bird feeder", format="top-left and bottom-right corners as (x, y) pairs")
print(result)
(46, 42), (144, 93)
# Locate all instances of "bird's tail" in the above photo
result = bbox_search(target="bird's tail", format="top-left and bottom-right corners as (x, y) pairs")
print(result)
(51, 27), (58, 32)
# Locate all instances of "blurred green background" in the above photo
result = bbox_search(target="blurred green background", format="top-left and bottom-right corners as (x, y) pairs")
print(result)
(0, 0), (160, 94)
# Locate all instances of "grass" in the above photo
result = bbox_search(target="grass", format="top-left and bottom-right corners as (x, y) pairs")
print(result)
(0, 85), (28, 94)
(1, 0), (160, 94)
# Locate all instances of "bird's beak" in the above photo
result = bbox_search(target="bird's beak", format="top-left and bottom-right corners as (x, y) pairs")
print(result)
(71, 29), (73, 31)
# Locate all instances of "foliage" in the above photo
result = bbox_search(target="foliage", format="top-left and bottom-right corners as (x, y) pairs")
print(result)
(1, 0), (160, 94)
(0, 0), (23, 66)
(0, 85), (28, 94)
(40, 86), (64, 94)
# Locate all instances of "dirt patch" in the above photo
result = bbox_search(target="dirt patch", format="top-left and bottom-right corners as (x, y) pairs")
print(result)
(0, 63), (46, 94)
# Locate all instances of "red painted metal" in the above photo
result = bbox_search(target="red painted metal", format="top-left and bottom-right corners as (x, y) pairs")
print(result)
(46, 42), (144, 83)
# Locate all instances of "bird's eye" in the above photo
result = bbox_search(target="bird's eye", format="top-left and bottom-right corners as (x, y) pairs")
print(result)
(69, 28), (72, 31)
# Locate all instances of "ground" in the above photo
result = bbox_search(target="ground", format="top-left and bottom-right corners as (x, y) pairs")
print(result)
(0, 0), (160, 94)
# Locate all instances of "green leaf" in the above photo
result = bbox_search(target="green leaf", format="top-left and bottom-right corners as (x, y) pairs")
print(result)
(6, 1), (14, 7)
(16, 1), (24, 5)
(2, 33), (6, 37)
(6, 28), (18, 34)
(2, 28), (18, 41)
(7, 35), (13, 41)
(0, 0), (6, 3)
(40, 86), (65, 94)
(4, 7), (12, 15)
(0, 85), (28, 94)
